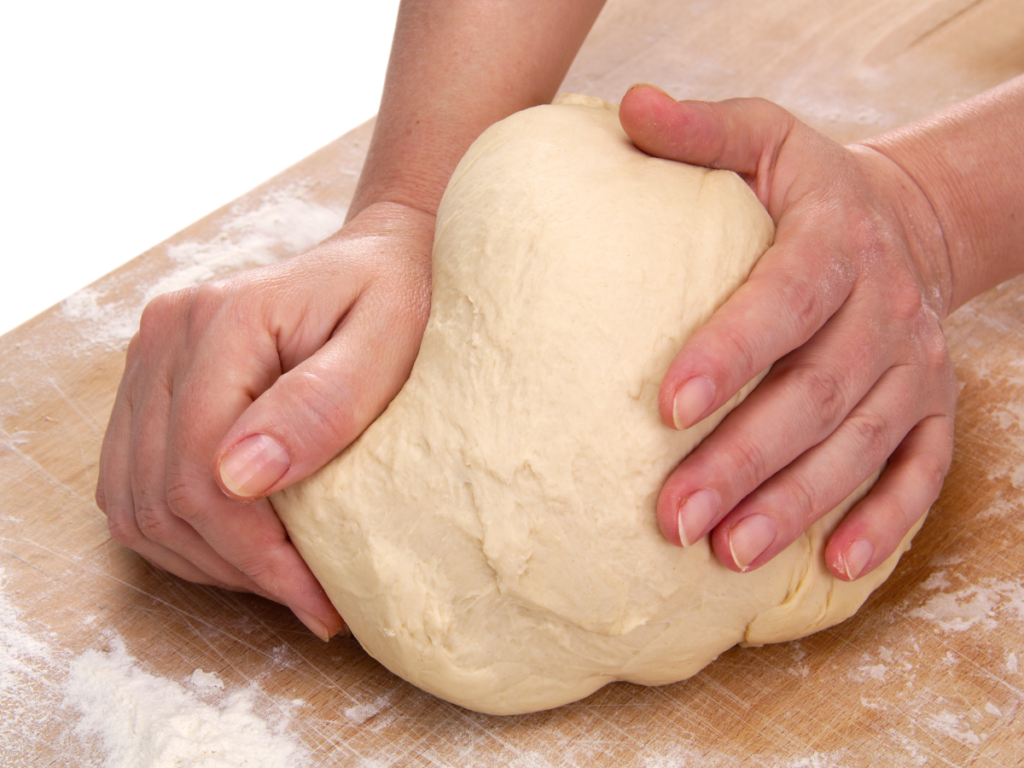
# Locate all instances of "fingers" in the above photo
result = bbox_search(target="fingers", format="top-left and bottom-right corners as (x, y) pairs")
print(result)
(658, 226), (852, 432)
(619, 84), (810, 207)
(100, 341), (207, 581)
(213, 259), (431, 500)
(621, 85), (854, 432)
(708, 360), (955, 575)
(158, 279), (349, 637)
(824, 413), (953, 581)
(658, 292), (889, 548)
(99, 282), (346, 639)
(97, 201), (436, 642)
(657, 300), (955, 579)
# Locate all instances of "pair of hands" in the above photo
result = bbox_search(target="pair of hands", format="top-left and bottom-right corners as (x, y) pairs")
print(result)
(96, 86), (957, 639)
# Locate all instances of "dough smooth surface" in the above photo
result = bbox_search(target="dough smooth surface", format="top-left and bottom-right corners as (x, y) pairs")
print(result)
(273, 95), (921, 715)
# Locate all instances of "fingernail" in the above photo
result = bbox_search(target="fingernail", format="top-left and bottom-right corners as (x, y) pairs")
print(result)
(219, 434), (290, 499)
(628, 82), (673, 99)
(292, 607), (332, 642)
(677, 489), (720, 547)
(842, 539), (875, 581)
(672, 376), (716, 430)
(728, 514), (777, 571)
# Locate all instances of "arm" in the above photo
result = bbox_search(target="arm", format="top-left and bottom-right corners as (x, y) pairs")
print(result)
(97, 0), (606, 639)
(350, 0), (606, 219)
(864, 76), (1024, 313)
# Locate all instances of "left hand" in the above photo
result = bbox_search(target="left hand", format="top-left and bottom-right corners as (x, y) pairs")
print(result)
(618, 85), (958, 581)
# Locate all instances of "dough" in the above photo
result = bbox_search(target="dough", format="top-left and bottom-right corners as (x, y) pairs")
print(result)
(272, 95), (922, 715)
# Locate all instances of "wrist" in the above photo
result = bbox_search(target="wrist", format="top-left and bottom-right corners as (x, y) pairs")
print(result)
(847, 142), (954, 319)
(857, 77), (1024, 312)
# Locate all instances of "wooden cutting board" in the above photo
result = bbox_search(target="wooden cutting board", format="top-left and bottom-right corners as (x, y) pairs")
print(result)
(2, 1), (1022, 764)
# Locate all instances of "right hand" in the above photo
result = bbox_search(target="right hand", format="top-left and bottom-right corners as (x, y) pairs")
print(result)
(96, 201), (434, 639)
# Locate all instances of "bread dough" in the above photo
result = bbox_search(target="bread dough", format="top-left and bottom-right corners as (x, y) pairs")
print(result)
(272, 95), (922, 715)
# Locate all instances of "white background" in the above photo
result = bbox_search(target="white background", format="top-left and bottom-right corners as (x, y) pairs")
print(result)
(0, 1), (402, 336)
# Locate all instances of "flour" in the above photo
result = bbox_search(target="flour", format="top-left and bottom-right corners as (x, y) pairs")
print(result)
(64, 636), (312, 768)
(909, 575), (1024, 633)
(58, 186), (346, 353)
(855, 663), (888, 683)
(0, 568), (61, 767)
(0, 570), (50, 677)
(59, 287), (139, 349)
(190, 668), (226, 691)
(923, 711), (982, 746)
(0, 565), (314, 768)
(343, 693), (393, 726)
(145, 189), (345, 304)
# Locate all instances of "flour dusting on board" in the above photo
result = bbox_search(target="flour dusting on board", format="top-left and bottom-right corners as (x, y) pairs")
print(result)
(59, 286), (140, 350)
(0, 568), (61, 766)
(65, 636), (312, 768)
(145, 188), (345, 303)
(59, 186), (345, 351)
(842, 564), (1024, 756)
(0, 566), (315, 768)
(910, 573), (1024, 633)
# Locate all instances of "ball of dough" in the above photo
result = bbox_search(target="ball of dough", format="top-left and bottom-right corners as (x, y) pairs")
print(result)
(272, 95), (921, 715)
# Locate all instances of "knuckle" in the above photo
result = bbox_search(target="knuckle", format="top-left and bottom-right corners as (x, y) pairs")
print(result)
(845, 410), (891, 464)
(135, 502), (174, 541)
(790, 364), (846, 429)
(773, 474), (820, 535)
(124, 331), (142, 363)
(188, 280), (231, 319)
(890, 280), (927, 326)
(916, 450), (951, 501)
(139, 281), (243, 353)
(920, 325), (951, 372)
(183, 282), (237, 342)
(107, 512), (142, 548)
(778, 272), (826, 336)
(723, 434), (773, 490)
(709, 322), (760, 383)
(137, 293), (180, 354)
(165, 477), (204, 525)
(290, 369), (358, 441)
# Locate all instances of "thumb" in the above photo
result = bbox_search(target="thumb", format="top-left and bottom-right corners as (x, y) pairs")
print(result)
(619, 84), (798, 201)
(213, 288), (429, 500)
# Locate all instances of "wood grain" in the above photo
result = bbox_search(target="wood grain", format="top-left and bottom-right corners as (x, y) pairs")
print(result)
(2, 1), (1022, 765)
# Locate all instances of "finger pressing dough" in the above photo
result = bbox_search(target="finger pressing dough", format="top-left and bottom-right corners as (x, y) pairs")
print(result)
(272, 94), (922, 715)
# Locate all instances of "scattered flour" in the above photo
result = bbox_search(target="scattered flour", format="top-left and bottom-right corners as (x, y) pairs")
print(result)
(857, 664), (888, 682)
(189, 668), (226, 691)
(0, 568), (60, 766)
(0, 570), (50, 680)
(0, 566), (313, 767)
(59, 186), (346, 351)
(144, 189), (345, 304)
(909, 576), (1024, 633)
(923, 711), (982, 747)
(343, 694), (392, 726)
(64, 637), (312, 768)
(60, 287), (139, 349)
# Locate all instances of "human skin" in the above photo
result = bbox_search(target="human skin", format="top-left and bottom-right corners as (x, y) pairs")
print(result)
(96, 0), (1024, 639)
(621, 77), (1024, 579)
